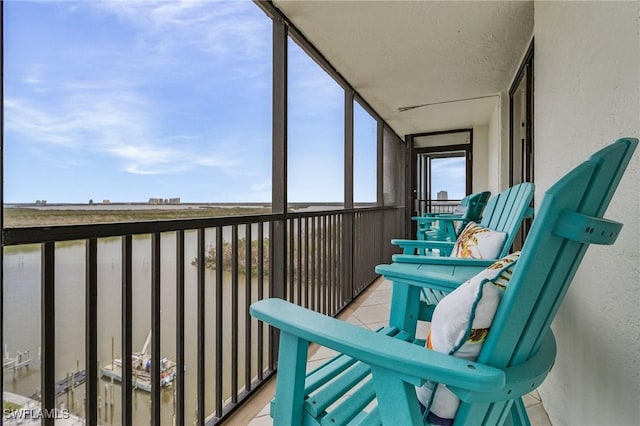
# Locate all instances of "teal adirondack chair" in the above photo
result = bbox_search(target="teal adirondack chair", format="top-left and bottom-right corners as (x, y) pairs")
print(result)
(380, 183), (533, 323)
(414, 191), (491, 241)
(250, 138), (637, 426)
(398, 183), (534, 258)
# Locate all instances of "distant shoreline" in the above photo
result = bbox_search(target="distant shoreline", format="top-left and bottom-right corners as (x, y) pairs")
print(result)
(2, 202), (382, 227)
(2, 205), (273, 227)
(3, 202), (273, 210)
(3, 201), (356, 209)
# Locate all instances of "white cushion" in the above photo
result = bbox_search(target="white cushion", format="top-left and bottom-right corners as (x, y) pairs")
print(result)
(452, 205), (467, 216)
(416, 252), (520, 424)
(450, 222), (507, 259)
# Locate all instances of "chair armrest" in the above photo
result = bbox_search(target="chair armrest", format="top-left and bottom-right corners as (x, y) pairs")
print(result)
(391, 254), (496, 267)
(250, 298), (506, 393)
(408, 216), (465, 227)
(391, 239), (456, 255)
(413, 213), (463, 219)
(412, 216), (439, 221)
(375, 262), (484, 292)
(391, 239), (455, 249)
(427, 214), (464, 220)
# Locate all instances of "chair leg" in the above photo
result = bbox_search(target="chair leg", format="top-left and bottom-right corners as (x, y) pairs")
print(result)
(371, 366), (424, 425)
(388, 282), (421, 337)
(272, 331), (309, 426)
(508, 397), (531, 426)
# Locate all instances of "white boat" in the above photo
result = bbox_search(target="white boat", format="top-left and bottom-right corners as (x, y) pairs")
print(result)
(100, 332), (177, 392)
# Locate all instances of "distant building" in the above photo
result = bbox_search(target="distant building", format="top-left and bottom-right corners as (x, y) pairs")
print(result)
(102, 200), (110, 204)
(35, 200), (47, 205)
(149, 197), (180, 204)
(437, 190), (448, 200)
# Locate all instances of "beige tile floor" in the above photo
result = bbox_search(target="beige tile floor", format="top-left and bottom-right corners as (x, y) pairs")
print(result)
(230, 277), (552, 426)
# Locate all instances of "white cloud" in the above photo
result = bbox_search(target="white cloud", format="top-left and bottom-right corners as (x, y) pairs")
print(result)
(86, 0), (270, 62)
(5, 93), (235, 176)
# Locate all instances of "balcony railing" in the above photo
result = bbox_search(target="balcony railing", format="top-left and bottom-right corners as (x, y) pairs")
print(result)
(1, 206), (402, 425)
(416, 199), (462, 216)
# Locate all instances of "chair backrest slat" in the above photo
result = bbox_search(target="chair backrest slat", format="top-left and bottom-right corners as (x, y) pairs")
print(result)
(465, 191), (491, 222)
(486, 139), (635, 375)
(479, 182), (535, 257)
(453, 137), (638, 425)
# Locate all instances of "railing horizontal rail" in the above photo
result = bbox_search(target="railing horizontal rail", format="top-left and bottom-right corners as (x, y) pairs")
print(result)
(2, 213), (286, 245)
(286, 205), (395, 219)
(3, 206), (401, 245)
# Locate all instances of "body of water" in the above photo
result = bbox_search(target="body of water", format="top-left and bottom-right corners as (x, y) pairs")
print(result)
(3, 230), (268, 425)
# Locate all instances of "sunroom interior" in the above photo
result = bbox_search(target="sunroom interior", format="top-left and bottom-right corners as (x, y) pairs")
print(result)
(1, 1), (638, 426)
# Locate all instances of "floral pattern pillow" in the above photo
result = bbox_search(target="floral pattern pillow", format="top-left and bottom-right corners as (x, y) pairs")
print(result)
(450, 222), (507, 259)
(416, 252), (520, 425)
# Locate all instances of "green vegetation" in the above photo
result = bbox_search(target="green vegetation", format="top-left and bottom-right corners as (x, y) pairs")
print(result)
(2, 400), (22, 412)
(192, 238), (270, 276)
(3, 206), (271, 227)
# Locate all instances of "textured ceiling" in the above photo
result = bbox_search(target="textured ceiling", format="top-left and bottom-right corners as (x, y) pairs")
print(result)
(272, 0), (534, 137)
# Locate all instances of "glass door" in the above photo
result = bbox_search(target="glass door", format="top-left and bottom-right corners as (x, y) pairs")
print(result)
(409, 128), (472, 248)
(415, 150), (468, 216)
(509, 41), (534, 250)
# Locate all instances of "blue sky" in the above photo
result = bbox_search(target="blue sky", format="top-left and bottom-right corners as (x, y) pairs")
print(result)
(4, 0), (377, 204)
(430, 157), (466, 200)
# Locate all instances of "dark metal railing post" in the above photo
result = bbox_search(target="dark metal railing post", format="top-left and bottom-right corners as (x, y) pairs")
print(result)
(197, 228), (206, 425)
(215, 228), (224, 417)
(310, 217), (316, 311)
(257, 223), (265, 380)
(231, 225), (239, 403)
(322, 216), (327, 314)
(176, 230), (185, 426)
(304, 217), (310, 308)
(296, 218), (302, 306)
(121, 236), (133, 426)
(332, 215), (338, 313)
(267, 222), (276, 371)
(288, 219), (294, 302)
(151, 233), (161, 424)
(41, 242), (55, 426)
(85, 238), (98, 425)
(245, 223), (253, 393)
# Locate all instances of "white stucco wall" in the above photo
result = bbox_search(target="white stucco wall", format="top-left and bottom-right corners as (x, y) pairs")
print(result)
(534, 1), (640, 425)
(498, 91), (510, 189)
(472, 124), (489, 192)
(486, 99), (503, 195)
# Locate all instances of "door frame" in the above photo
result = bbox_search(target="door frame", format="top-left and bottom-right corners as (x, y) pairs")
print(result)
(508, 39), (534, 249)
(405, 128), (473, 238)
(509, 40), (534, 186)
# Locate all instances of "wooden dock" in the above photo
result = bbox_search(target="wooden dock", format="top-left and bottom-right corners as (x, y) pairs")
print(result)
(55, 370), (86, 397)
